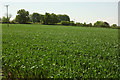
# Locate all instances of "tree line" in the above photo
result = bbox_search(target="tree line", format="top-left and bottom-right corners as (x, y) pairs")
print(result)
(1, 9), (70, 25)
(0, 9), (118, 28)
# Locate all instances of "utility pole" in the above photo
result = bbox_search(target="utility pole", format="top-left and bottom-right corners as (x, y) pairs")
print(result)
(5, 5), (9, 27)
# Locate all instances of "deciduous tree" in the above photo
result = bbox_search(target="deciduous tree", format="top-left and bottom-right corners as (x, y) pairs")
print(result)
(15, 9), (30, 24)
(57, 14), (70, 22)
(30, 13), (40, 23)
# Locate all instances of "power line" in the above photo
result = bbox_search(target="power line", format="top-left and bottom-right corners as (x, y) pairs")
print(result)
(4, 5), (9, 27)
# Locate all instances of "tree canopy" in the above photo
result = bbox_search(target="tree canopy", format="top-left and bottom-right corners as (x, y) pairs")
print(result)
(15, 9), (30, 24)
(1, 16), (10, 23)
(43, 12), (51, 25)
(30, 13), (40, 23)
(42, 13), (59, 25)
(57, 14), (70, 22)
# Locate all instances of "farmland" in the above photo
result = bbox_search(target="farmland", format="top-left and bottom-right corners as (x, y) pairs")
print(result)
(2, 24), (119, 78)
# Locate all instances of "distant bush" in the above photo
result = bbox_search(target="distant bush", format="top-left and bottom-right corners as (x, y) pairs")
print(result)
(83, 22), (87, 26)
(87, 23), (92, 27)
(56, 22), (62, 25)
(81, 22), (92, 27)
(69, 21), (75, 26)
(1, 16), (10, 23)
(10, 20), (16, 24)
(76, 22), (80, 26)
(111, 24), (117, 27)
(76, 22), (84, 27)
(94, 21), (110, 28)
(61, 21), (70, 25)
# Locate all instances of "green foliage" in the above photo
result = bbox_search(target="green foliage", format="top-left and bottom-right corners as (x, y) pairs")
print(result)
(57, 14), (70, 22)
(15, 9), (30, 24)
(76, 22), (80, 26)
(76, 22), (84, 27)
(87, 23), (92, 27)
(10, 20), (16, 24)
(43, 12), (51, 25)
(39, 14), (44, 24)
(30, 13), (41, 23)
(83, 22), (87, 26)
(94, 21), (110, 27)
(43, 13), (59, 25)
(111, 24), (117, 27)
(75, 22), (93, 27)
(28, 13), (70, 25)
(61, 21), (70, 25)
(50, 13), (59, 24)
(0, 17), (1, 22)
(2, 24), (119, 78)
(1, 16), (10, 23)
(94, 21), (104, 27)
(104, 22), (110, 27)
(69, 21), (75, 26)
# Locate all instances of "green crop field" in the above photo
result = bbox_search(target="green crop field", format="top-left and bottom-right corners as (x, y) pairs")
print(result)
(2, 24), (119, 78)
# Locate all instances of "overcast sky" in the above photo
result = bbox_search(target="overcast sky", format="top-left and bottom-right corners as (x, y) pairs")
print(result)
(0, 0), (119, 25)
(0, 0), (119, 2)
